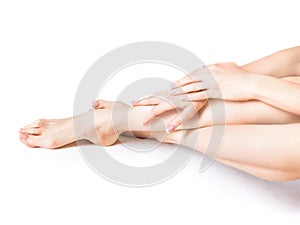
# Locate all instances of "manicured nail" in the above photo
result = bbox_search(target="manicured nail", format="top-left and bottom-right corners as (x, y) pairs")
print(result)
(166, 125), (175, 134)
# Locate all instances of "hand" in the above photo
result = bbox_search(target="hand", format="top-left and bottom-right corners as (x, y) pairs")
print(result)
(132, 91), (207, 133)
(170, 62), (255, 101)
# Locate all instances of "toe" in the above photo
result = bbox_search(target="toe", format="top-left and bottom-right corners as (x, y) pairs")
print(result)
(19, 132), (28, 140)
(19, 133), (38, 148)
(22, 127), (42, 135)
(19, 132), (45, 148)
(20, 138), (33, 147)
(26, 135), (40, 148)
(33, 119), (46, 124)
(93, 100), (100, 108)
(28, 135), (58, 149)
(93, 100), (106, 109)
(24, 122), (41, 128)
(23, 119), (57, 129)
(93, 100), (114, 109)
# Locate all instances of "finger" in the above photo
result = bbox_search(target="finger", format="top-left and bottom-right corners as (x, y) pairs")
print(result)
(171, 67), (212, 89)
(170, 74), (198, 89)
(143, 104), (173, 125)
(191, 66), (210, 74)
(180, 91), (209, 101)
(192, 100), (208, 111)
(132, 97), (161, 106)
(165, 115), (182, 133)
(166, 106), (195, 133)
(170, 82), (207, 96)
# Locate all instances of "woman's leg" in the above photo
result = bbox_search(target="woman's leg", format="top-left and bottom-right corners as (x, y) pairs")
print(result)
(125, 99), (300, 131)
(19, 100), (300, 181)
(159, 123), (300, 181)
(20, 99), (300, 148)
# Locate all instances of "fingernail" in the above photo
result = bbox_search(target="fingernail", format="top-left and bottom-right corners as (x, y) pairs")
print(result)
(131, 101), (136, 105)
(166, 125), (175, 134)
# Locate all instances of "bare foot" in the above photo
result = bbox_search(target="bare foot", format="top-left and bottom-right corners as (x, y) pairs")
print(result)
(19, 101), (128, 149)
(19, 118), (76, 149)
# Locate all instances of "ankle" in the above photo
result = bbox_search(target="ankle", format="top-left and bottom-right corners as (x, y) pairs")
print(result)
(72, 112), (93, 140)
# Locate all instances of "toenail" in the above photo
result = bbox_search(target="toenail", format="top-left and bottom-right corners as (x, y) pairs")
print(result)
(20, 133), (28, 139)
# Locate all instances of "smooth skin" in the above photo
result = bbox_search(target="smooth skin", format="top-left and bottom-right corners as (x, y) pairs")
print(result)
(19, 46), (300, 181)
(134, 46), (300, 131)
(19, 99), (300, 181)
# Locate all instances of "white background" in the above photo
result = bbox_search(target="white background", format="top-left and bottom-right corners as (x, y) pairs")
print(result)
(1, 0), (300, 224)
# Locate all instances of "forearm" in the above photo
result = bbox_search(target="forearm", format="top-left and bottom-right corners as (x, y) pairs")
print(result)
(241, 46), (300, 78)
(249, 74), (300, 116)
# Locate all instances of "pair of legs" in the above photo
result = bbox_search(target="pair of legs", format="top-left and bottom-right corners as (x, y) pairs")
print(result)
(19, 92), (300, 181)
